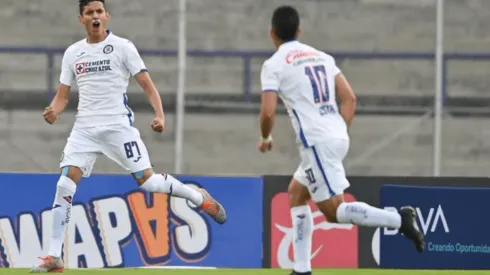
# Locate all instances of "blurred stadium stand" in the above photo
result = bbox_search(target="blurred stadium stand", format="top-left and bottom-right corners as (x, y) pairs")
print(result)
(1, 0), (490, 176)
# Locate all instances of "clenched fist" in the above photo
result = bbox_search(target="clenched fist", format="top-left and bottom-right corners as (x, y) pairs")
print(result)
(43, 106), (58, 124)
(151, 117), (165, 133)
(257, 136), (273, 153)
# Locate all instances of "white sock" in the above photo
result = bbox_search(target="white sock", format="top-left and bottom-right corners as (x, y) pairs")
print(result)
(291, 205), (313, 273)
(140, 173), (203, 206)
(49, 176), (77, 258)
(336, 201), (401, 229)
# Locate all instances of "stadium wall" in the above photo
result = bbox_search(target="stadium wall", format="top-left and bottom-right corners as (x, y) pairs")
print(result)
(1, 173), (489, 269)
(3, 47), (490, 116)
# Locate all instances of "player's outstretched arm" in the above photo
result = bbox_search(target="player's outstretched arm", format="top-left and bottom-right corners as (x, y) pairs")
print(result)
(335, 73), (357, 127)
(135, 71), (165, 132)
(44, 84), (70, 124)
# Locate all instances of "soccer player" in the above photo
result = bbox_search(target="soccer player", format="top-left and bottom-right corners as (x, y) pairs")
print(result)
(30, 0), (226, 272)
(258, 6), (425, 275)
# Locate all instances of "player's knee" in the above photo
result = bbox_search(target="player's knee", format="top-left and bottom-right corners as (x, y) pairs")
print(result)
(316, 194), (344, 223)
(288, 180), (309, 207)
(54, 171), (78, 207)
(60, 166), (82, 184)
(132, 168), (153, 186)
(323, 207), (338, 223)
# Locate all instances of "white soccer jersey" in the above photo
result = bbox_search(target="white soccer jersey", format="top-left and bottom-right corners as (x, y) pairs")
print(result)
(59, 31), (147, 128)
(260, 40), (349, 147)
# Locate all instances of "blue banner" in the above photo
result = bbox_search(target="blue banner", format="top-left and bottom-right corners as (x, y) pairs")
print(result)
(380, 184), (490, 269)
(0, 173), (263, 269)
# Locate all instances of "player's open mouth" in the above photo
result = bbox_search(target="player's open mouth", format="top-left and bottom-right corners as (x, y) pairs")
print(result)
(93, 21), (100, 28)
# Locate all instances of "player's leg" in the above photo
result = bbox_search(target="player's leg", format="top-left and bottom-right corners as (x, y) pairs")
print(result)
(287, 167), (313, 275)
(102, 125), (226, 224)
(130, 168), (225, 224)
(308, 141), (425, 252)
(132, 169), (202, 205)
(316, 194), (424, 250)
(31, 128), (100, 273)
(31, 166), (82, 274)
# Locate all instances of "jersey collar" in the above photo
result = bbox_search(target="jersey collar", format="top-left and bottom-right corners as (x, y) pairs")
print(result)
(85, 30), (112, 46)
(279, 40), (299, 50)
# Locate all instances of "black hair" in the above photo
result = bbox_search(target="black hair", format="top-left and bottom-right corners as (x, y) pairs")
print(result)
(79, 0), (106, 15)
(271, 5), (300, 42)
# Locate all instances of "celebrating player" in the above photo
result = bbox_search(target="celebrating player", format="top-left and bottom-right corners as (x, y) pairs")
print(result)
(30, 0), (226, 272)
(258, 6), (425, 275)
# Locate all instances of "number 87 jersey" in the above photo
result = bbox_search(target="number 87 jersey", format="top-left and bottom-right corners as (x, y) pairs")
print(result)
(260, 40), (349, 148)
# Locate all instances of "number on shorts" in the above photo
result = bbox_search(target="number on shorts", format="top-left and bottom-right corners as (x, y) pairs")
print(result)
(124, 141), (141, 159)
(305, 65), (330, 103)
(305, 168), (316, 185)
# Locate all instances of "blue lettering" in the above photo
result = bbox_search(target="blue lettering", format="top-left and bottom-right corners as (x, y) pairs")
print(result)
(98, 66), (111, 72)
(319, 104), (336, 116)
(296, 219), (304, 242)
(86, 67), (98, 73)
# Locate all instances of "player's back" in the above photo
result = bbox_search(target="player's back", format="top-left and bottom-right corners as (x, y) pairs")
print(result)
(61, 31), (147, 128)
(261, 41), (348, 147)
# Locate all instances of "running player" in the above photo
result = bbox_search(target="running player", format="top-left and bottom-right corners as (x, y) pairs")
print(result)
(258, 6), (425, 275)
(30, 0), (226, 272)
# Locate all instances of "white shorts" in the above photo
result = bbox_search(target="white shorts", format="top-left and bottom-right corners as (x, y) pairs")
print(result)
(293, 139), (350, 203)
(60, 124), (152, 177)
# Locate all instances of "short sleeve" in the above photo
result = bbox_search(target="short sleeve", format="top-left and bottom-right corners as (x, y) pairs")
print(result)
(59, 48), (75, 86)
(331, 56), (341, 76)
(332, 64), (341, 76)
(124, 40), (147, 76)
(260, 60), (280, 92)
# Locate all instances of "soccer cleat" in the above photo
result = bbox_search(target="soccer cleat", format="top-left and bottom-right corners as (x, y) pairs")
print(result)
(290, 271), (312, 275)
(29, 256), (64, 273)
(199, 188), (227, 224)
(399, 206), (425, 253)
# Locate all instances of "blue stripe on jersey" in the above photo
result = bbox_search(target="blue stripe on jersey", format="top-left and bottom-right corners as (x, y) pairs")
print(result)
(292, 109), (308, 147)
(262, 90), (278, 93)
(311, 146), (335, 197)
(123, 93), (133, 126)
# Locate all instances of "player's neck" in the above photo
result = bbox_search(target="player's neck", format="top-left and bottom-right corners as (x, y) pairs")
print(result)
(275, 39), (295, 49)
(86, 30), (108, 44)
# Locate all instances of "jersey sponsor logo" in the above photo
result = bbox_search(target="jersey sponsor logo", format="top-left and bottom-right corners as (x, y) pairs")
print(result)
(75, 60), (112, 76)
(0, 183), (211, 268)
(286, 50), (321, 64)
(270, 192), (358, 268)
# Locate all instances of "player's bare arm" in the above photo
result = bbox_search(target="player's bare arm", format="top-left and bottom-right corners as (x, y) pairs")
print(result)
(43, 83), (71, 124)
(258, 91), (278, 153)
(134, 71), (165, 133)
(335, 73), (357, 127)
